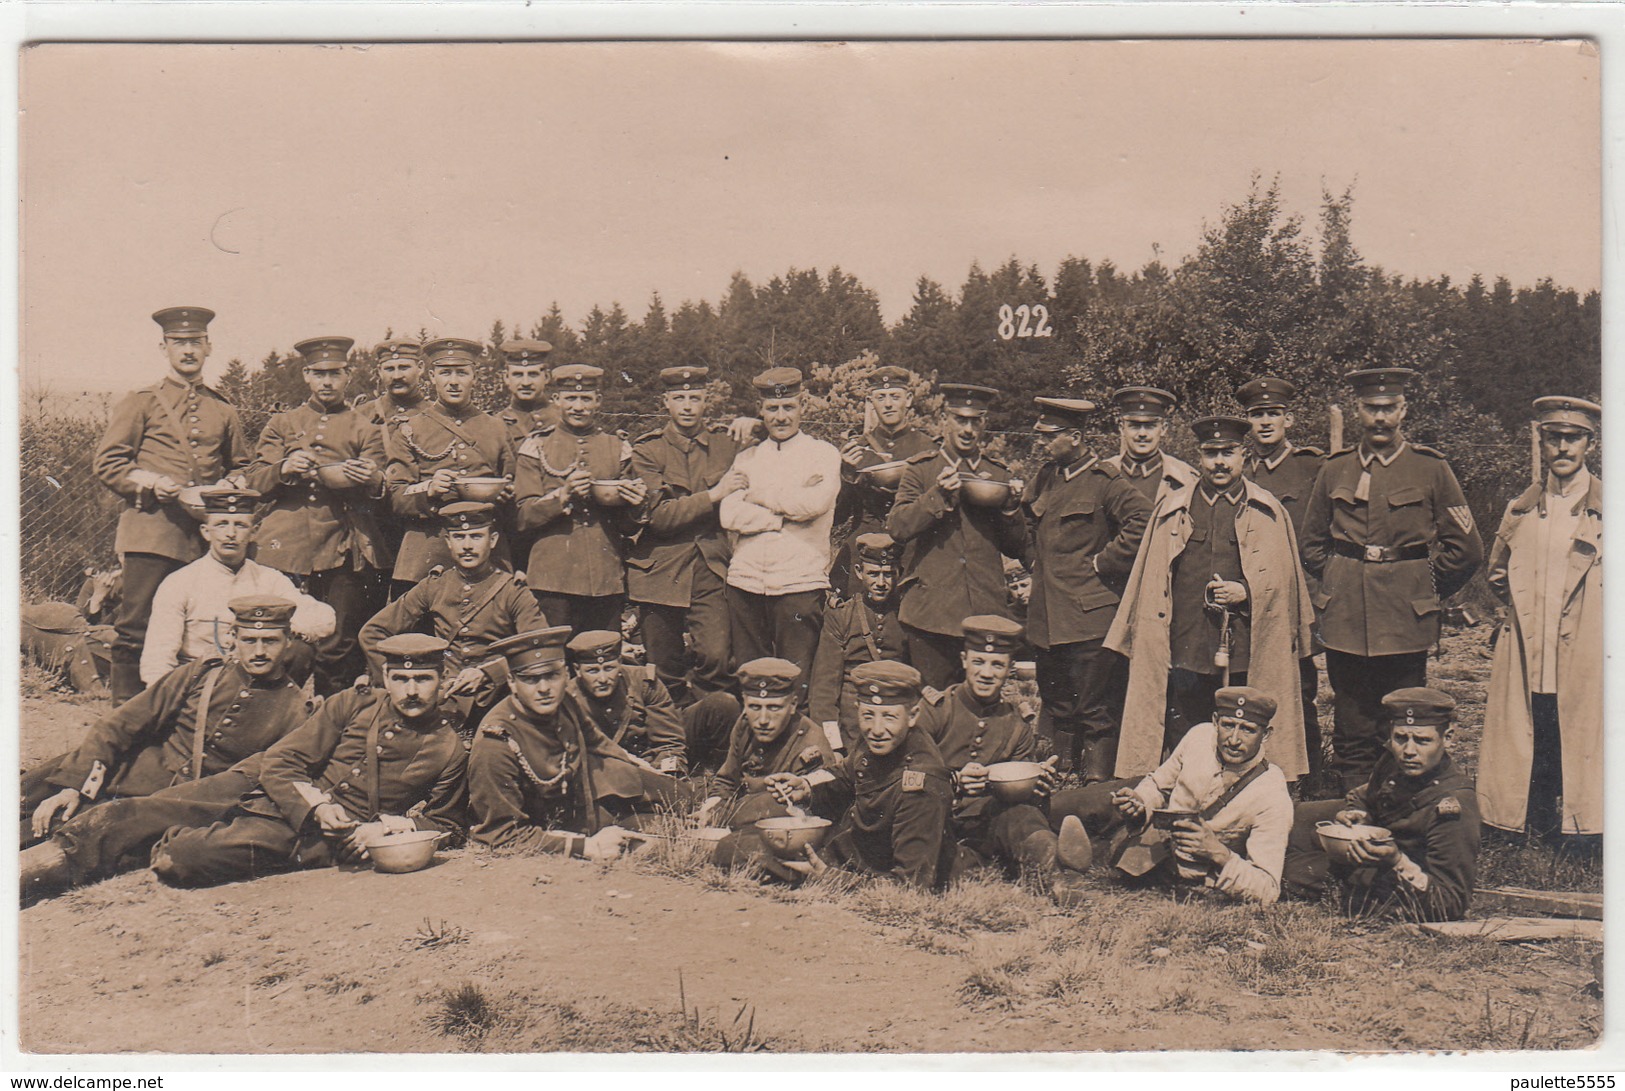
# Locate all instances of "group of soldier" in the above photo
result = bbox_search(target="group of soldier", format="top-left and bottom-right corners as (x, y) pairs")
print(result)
(17, 304), (1602, 925)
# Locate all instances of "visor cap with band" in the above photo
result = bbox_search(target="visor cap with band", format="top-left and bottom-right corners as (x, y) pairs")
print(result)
(375, 338), (422, 362)
(853, 532), (901, 566)
(848, 660), (925, 707)
(1191, 415), (1252, 450)
(438, 501), (496, 531)
(1111, 386), (1177, 421)
(201, 487), (261, 515)
(376, 633), (450, 671)
(499, 339), (553, 366)
(938, 383), (999, 417)
(295, 336), (355, 370)
(566, 630), (623, 666)
(1381, 686), (1456, 728)
(1346, 367), (1418, 405)
(1214, 685), (1277, 727)
(551, 363), (604, 392)
(752, 367), (803, 399)
(660, 365), (710, 391)
(737, 657), (802, 699)
(153, 306), (214, 336)
(422, 337), (483, 369)
(1533, 395), (1600, 435)
(1235, 376), (1297, 411)
(961, 614), (1025, 654)
(868, 365), (915, 392)
(489, 626), (573, 675)
(1033, 396), (1096, 433)
(229, 595), (296, 631)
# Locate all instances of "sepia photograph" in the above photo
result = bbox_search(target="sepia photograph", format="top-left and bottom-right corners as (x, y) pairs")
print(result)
(11, 33), (1606, 1060)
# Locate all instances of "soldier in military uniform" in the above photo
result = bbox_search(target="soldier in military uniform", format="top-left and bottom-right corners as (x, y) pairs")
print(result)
(94, 306), (249, 701)
(1022, 396), (1151, 779)
(146, 634), (468, 887)
(626, 365), (748, 703)
(707, 659), (839, 831)
(1299, 369), (1485, 790)
(565, 630), (740, 775)
(358, 338), (427, 427)
(918, 616), (1061, 877)
(468, 628), (691, 859)
(767, 661), (956, 890)
(357, 503), (544, 735)
(244, 336), (391, 696)
(382, 337), (516, 590)
(808, 532), (908, 752)
(1102, 386), (1197, 508)
(21, 596), (308, 849)
(1238, 375), (1327, 779)
(888, 384), (1028, 691)
(495, 339), (561, 444)
(514, 363), (647, 632)
(19, 597), (310, 900)
(1284, 687), (1481, 921)
(830, 365), (936, 595)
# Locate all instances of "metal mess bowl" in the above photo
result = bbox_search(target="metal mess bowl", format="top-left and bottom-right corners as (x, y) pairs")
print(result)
(1315, 821), (1394, 864)
(755, 815), (832, 859)
(986, 761), (1047, 804)
(859, 460), (909, 489)
(315, 463), (357, 490)
(454, 476), (507, 503)
(176, 485), (209, 521)
(590, 480), (635, 506)
(366, 830), (444, 874)
(959, 477), (1012, 508)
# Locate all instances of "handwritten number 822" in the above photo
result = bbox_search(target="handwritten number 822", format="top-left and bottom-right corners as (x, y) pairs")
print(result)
(997, 304), (1054, 340)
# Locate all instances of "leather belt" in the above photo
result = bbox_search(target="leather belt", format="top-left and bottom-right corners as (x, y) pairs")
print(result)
(1332, 540), (1429, 563)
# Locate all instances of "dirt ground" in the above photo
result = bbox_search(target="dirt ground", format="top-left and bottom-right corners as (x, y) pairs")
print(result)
(14, 624), (1606, 1056)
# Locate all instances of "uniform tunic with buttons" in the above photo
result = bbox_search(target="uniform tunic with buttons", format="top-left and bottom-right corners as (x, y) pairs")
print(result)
(834, 425), (938, 575)
(1340, 751), (1481, 921)
(358, 391), (427, 429)
(714, 712), (837, 811)
(244, 399), (391, 575)
(497, 399), (560, 447)
(40, 658), (306, 800)
(93, 376), (248, 562)
(254, 687), (467, 838)
(888, 450), (1028, 638)
(810, 726), (955, 890)
(807, 596), (906, 733)
(1246, 443), (1324, 538)
(514, 425), (640, 597)
(1103, 451), (1198, 510)
(568, 665), (688, 768)
(383, 404), (516, 583)
(1169, 486), (1251, 674)
(626, 423), (741, 608)
(357, 567), (544, 682)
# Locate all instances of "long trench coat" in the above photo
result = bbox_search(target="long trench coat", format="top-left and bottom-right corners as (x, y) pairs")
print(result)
(1481, 476), (1602, 834)
(1107, 478), (1315, 780)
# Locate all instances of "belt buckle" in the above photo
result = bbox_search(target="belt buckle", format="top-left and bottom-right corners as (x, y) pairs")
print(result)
(1363, 544), (1385, 563)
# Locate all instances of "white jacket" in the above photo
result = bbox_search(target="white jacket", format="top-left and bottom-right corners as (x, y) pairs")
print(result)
(719, 431), (842, 596)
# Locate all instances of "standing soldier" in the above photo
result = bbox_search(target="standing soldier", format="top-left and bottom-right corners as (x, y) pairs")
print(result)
(626, 366), (748, 703)
(1102, 386), (1197, 508)
(1481, 397), (1601, 840)
(495, 339), (560, 443)
(382, 336), (515, 590)
(719, 367), (843, 701)
(1023, 396), (1151, 779)
(514, 363), (647, 632)
(244, 336), (391, 696)
(358, 338), (427, 427)
(831, 365), (936, 595)
(808, 532), (908, 751)
(1108, 416), (1315, 782)
(887, 383), (1027, 690)
(1300, 369), (1485, 790)
(1238, 376), (1327, 778)
(94, 306), (248, 701)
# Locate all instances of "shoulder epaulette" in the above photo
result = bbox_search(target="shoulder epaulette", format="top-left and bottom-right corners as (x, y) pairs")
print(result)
(1410, 443), (1448, 459)
(905, 449), (939, 464)
(706, 422), (732, 434)
(633, 429), (665, 445)
(426, 565), (446, 579)
(1295, 445), (1325, 457)
(1094, 460), (1122, 478)
(1327, 446), (1359, 459)
(923, 687), (948, 706)
(479, 720), (510, 739)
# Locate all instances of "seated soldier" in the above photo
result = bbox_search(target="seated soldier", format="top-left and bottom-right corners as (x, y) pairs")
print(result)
(1283, 687), (1481, 921)
(765, 661), (955, 891)
(141, 488), (332, 687)
(565, 630), (739, 775)
(919, 615), (1061, 879)
(1047, 685), (1294, 905)
(21, 596), (309, 851)
(358, 502), (545, 736)
(468, 627), (692, 860)
(147, 634), (469, 887)
(807, 532), (907, 752)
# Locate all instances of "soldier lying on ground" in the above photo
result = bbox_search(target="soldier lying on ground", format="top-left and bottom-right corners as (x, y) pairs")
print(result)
(1283, 687), (1481, 921)
(23, 571), (121, 694)
(145, 633), (469, 886)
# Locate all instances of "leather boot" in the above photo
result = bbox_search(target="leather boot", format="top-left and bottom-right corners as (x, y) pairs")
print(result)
(20, 840), (74, 906)
(1017, 829), (1058, 871)
(1056, 815), (1094, 872)
(1081, 734), (1118, 784)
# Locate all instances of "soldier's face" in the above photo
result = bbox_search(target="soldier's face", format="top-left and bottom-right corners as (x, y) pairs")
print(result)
(1356, 397), (1407, 448)
(432, 364), (474, 407)
(505, 364), (547, 404)
(743, 695), (796, 745)
(857, 561), (896, 604)
(760, 396), (802, 442)
(443, 526), (496, 570)
(1198, 444), (1245, 489)
(559, 390), (601, 430)
(379, 358), (423, 397)
(664, 389), (706, 430)
(163, 334), (211, 378)
(961, 650), (1013, 700)
(1043, 430), (1084, 462)
(1541, 427), (1592, 480)
(574, 659), (622, 700)
(1119, 418), (1165, 458)
(869, 388), (911, 429)
(233, 628), (290, 678)
(202, 513), (255, 566)
(384, 667), (443, 719)
(1246, 407), (1293, 447)
(942, 411), (986, 455)
(857, 701), (918, 757)
(1388, 723), (1449, 779)
(1214, 714), (1269, 768)
(512, 663), (569, 718)
(303, 365), (351, 406)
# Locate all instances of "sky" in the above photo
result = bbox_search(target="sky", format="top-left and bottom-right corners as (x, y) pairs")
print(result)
(19, 39), (1601, 392)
